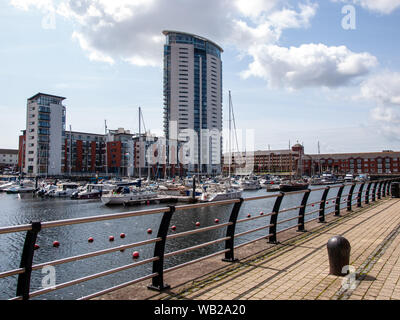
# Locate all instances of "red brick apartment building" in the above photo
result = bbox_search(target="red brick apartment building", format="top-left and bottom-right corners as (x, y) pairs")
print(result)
(223, 144), (400, 176)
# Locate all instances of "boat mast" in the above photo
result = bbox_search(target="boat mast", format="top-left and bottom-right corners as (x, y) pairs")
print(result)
(104, 120), (108, 176)
(138, 107), (141, 181)
(228, 91), (231, 178)
(69, 125), (72, 177)
(318, 141), (321, 175)
(289, 140), (292, 182)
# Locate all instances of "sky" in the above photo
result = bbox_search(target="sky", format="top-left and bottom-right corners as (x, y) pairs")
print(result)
(1, 0), (400, 155)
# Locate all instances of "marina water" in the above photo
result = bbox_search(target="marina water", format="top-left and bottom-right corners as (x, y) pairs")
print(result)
(0, 185), (357, 299)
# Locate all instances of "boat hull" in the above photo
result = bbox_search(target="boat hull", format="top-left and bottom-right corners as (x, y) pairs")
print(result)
(279, 184), (309, 192)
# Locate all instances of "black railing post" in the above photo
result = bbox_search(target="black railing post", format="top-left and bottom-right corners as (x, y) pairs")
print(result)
(384, 180), (389, 197)
(319, 186), (330, 223)
(387, 180), (392, 195)
(335, 185), (345, 216)
(269, 192), (284, 244)
(297, 189), (311, 232)
(16, 221), (41, 300)
(372, 182), (378, 202)
(357, 183), (365, 208)
(365, 182), (372, 204)
(223, 198), (244, 262)
(347, 184), (356, 211)
(382, 181), (387, 197)
(377, 181), (383, 199)
(148, 205), (175, 292)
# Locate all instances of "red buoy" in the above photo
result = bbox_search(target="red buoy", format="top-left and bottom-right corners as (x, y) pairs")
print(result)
(312, 204), (315, 207)
(34, 244), (40, 250)
(147, 228), (152, 234)
(195, 222), (200, 227)
(53, 241), (60, 248)
(120, 233), (126, 239)
(132, 251), (140, 259)
(88, 237), (94, 243)
(215, 218), (219, 224)
(109, 236), (114, 241)
(247, 214), (251, 218)
(260, 211), (264, 216)
(171, 225), (176, 231)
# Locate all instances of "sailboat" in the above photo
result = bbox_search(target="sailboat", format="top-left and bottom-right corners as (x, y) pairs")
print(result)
(100, 107), (158, 205)
(201, 91), (242, 202)
(279, 141), (309, 192)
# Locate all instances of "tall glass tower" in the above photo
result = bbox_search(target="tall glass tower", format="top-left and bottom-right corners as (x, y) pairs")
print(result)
(162, 30), (223, 175)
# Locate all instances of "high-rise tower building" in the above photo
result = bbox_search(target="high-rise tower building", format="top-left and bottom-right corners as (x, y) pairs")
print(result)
(162, 30), (223, 175)
(24, 93), (66, 176)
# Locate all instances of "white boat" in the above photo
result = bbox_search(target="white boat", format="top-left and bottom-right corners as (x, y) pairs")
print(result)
(101, 186), (158, 205)
(0, 181), (19, 192)
(36, 184), (58, 197)
(199, 184), (243, 202)
(6, 181), (36, 194)
(48, 183), (80, 197)
(238, 175), (261, 190)
(72, 183), (115, 199)
(344, 174), (355, 182)
(158, 184), (187, 196)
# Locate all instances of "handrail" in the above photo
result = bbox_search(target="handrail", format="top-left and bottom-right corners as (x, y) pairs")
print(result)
(0, 177), (395, 300)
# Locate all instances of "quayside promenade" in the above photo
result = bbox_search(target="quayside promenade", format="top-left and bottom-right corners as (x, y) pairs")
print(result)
(96, 197), (400, 300)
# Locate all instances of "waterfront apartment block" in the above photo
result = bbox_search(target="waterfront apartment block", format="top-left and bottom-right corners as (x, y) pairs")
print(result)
(223, 144), (400, 176)
(18, 93), (169, 178)
(163, 30), (223, 175)
(0, 149), (18, 171)
(223, 144), (305, 176)
(23, 93), (66, 176)
(64, 128), (135, 177)
(303, 151), (400, 175)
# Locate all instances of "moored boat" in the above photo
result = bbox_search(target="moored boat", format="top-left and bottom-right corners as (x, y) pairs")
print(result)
(71, 183), (115, 199)
(101, 186), (158, 205)
(279, 182), (309, 192)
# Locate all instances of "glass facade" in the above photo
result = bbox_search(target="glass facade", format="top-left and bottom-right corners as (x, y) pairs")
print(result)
(163, 31), (223, 174)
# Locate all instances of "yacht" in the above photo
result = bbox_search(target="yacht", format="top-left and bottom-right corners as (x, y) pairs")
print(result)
(344, 174), (355, 183)
(71, 183), (115, 199)
(199, 184), (243, 202)
(36, 184), (58, 197)
(0, 181), (19, 192)
(101, 186), (158, 205)
(5, 181), (36, 194)
(238, 175), (261, 190)
(48, 183), (80, 197)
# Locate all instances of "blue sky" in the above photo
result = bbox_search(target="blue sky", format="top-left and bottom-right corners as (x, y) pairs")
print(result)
(1, 0), (400, 154)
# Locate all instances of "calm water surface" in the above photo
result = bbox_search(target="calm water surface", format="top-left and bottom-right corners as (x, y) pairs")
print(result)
(0, 184), (364, 299)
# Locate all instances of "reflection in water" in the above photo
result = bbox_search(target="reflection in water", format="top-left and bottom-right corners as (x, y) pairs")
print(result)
(0, 185), (362, 299)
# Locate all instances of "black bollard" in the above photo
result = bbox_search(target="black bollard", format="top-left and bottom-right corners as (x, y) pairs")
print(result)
(327, 235), (351, 276)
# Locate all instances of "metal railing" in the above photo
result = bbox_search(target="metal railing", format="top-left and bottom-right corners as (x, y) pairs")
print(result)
(0, 178), (397, 300)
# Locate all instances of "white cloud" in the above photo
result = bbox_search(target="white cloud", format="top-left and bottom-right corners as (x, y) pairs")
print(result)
(242, 43), (378, 89)
(10, 0), (53, 11)
(359, 72), (400, 141)
(360, 71), (400, 106)
(332, 0), (400, 14)
(10, 0), (378, 90)
(10, 0), (316, 68)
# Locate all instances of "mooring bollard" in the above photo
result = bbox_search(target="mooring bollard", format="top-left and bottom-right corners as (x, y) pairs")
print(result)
(327, 235), (351, 276)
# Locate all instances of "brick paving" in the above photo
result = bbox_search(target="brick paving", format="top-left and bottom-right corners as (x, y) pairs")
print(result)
(160, 198), (400, 300)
